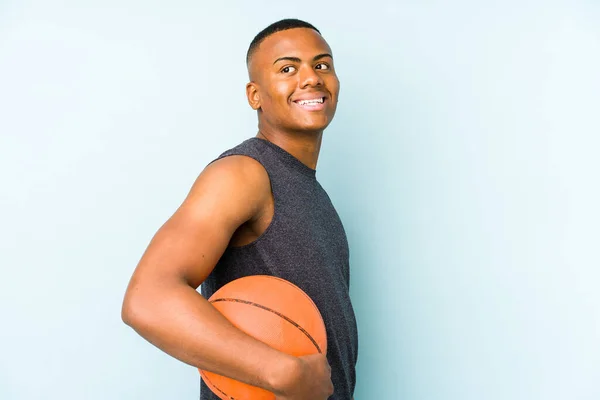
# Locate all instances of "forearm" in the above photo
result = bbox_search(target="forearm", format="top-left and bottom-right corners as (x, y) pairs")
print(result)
(122, 281), (297, 393)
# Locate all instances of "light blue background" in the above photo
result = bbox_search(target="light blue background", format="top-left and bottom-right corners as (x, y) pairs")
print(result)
(1, 1), (599, 399)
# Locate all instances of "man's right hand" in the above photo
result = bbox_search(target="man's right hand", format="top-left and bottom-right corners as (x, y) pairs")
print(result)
(274, 354), (334, 400)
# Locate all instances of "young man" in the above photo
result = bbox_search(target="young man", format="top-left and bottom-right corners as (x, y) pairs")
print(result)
(122, 19), (358, 400)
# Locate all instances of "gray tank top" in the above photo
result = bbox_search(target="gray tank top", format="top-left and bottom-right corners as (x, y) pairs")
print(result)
(200, 137), (358, 400)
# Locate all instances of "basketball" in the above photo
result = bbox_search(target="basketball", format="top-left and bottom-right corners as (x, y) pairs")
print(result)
(199, 275), (328, 400)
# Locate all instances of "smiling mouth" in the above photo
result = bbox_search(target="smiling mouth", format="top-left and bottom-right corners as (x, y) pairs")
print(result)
(293, 97), (327, 111)
(295, 97), (325, 106)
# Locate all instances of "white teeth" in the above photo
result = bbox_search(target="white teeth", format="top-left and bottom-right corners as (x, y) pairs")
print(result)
(298, 98), (324, 105)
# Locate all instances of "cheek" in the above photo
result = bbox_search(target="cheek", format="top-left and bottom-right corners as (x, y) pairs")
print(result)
(263, 86), (295, 122)
(272, 81), (294, 105)
(261, 83), (291, 110)
(329, 76), (340, 98)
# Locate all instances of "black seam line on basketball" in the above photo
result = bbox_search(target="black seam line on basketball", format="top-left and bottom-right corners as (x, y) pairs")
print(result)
(211, 298), (323, 354)
(201, 372), (235, 400)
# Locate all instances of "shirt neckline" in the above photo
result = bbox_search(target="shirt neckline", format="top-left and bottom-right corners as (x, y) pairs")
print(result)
(250, 137), (317, 179)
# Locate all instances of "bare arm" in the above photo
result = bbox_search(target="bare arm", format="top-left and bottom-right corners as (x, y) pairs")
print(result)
(121, 156), (300, 393)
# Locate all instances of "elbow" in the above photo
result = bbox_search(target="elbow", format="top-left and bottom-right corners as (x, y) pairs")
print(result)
(121, 280), (174, 329)
(121, 289), (147, 328)
(121, 295), (136, 327)
(121, 278), (184, 329)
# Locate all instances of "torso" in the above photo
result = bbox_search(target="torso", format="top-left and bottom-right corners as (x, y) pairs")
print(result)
(229, 176), (275, 247)
(201, 138), (358, 400)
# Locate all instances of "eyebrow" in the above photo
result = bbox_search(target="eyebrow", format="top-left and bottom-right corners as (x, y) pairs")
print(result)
(272, 53), (333, 65)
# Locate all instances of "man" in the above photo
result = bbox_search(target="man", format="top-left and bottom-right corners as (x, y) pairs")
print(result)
(122, 19), (358, 400)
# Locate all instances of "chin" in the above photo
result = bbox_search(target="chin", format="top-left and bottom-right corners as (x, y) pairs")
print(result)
(294, 117), (332, 132)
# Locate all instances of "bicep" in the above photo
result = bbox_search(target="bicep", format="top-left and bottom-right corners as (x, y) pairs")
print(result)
(129, 156), (269, 289)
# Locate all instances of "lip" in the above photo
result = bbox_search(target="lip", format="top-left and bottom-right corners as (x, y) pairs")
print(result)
(292, 92), (328, 112)
(292, 91), (328, 102)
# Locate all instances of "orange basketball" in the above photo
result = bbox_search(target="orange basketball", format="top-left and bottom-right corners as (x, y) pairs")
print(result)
(199, 275), (327, 400)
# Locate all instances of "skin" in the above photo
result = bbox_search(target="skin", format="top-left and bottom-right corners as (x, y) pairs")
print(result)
(246, 27), (339, 171)
(122, 27), (351, 399)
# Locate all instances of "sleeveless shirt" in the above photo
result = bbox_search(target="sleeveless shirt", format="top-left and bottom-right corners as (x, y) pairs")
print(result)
(199, 137), (358, 400)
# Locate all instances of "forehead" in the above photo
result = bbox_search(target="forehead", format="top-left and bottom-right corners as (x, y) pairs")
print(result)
(256, 28), (332, 63)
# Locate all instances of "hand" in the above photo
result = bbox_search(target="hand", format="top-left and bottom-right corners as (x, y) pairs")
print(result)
(274, 354), (334, 400)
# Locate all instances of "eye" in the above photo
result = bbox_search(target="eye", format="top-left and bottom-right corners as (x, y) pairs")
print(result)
(315, 62), (330, 70)
(281, 65), (297, 74)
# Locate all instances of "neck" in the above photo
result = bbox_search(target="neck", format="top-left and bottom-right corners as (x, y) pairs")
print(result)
(255, 125), (323, 170)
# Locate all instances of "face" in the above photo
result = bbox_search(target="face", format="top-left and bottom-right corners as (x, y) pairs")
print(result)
(246, 28), (340, 134)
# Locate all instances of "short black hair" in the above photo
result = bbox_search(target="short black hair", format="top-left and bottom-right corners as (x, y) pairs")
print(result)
(246, 18), (321, 65)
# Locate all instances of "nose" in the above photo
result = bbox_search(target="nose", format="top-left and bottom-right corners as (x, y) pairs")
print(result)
(299, 64), (323, 88)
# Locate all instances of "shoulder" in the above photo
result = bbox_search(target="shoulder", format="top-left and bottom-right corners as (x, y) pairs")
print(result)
(203, 154), (270, 190)
(181, 154), (270, 223)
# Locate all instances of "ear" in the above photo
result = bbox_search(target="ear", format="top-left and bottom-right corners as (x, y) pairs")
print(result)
(246, 82), (261, 110)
